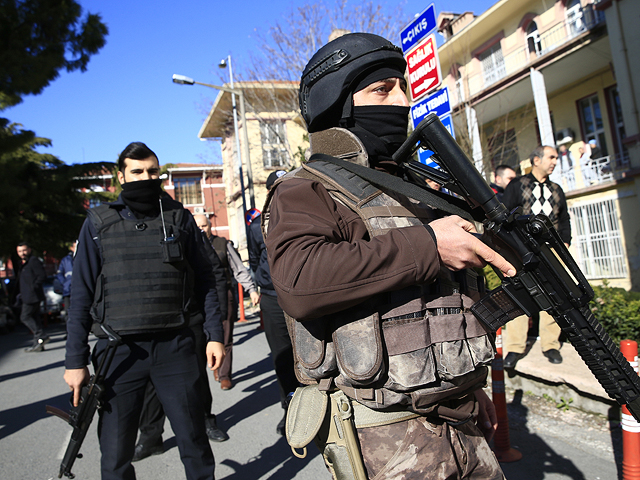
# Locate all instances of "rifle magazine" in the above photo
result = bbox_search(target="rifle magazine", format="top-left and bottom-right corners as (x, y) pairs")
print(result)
(471, 286), (526, 332)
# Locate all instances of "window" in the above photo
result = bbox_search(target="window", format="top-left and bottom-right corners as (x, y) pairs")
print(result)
(261, 121), (289, 168)
(174, 177), (202, 205)
(479, 42), (506, 87)
(454, 68), (465, 104)
(526, 22), (542, 57)
(569, 198), (627, 279)
(579, 94), (608, 157)
(607, 86), (628, 167)
(488, 129), (519, 171)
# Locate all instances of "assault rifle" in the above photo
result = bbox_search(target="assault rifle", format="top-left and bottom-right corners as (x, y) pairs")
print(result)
(392, 112), (640, 422)
(46, 325), (122, 478)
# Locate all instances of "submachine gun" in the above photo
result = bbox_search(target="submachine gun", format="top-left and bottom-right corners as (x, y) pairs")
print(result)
(46, 325), (122, 478)
(392, 112), (640, 422)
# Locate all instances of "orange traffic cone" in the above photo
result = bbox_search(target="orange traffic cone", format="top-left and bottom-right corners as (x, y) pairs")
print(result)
(621, 340), (640, 480)
(492, 327), (522, 462)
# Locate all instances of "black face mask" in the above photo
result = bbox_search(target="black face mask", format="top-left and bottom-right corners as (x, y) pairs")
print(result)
(347, 105), (410, 174)
(120, 178), (163, 217)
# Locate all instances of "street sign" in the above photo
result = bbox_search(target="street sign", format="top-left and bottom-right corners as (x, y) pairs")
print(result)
(411, 87), (451, 129)
(400, 4), (437, 54)
(406, 34), (442, 102)
(417, 114), (455, 166)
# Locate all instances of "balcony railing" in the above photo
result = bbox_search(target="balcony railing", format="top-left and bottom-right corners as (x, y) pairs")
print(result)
(554, 152), (630, 193)
(464, 3), (606, 101)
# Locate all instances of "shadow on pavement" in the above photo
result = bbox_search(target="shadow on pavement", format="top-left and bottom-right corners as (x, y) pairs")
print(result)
(219, 436), (320, 480)
(500, 390), (586, 480)
(0, 391), (69, 441)
(0, 359), (65, 383)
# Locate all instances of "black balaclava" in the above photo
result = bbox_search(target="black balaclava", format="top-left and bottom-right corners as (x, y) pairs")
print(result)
(344, 66), (409, 174)
(120, 178), (163, 217)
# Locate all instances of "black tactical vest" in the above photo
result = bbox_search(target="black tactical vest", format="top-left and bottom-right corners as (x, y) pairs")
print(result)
(88, 202), (192, 335)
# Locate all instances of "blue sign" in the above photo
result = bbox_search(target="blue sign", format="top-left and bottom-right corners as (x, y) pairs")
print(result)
(411, 87), (451, 129)
(417, 114), (456, 166)
(400, 4), (437, 54)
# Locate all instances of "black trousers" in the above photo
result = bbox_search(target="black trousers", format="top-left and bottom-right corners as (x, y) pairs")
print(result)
(260, 293), (299, 408)
(20, 301), (43, 341)
(94, 327), (214, 480)
(138, 321), (213, 443)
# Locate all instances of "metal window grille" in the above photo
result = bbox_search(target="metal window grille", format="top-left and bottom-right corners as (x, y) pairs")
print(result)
(569, 198), (627, 279)
(479, 43), (506, 87)
(174, 177), (202, 205)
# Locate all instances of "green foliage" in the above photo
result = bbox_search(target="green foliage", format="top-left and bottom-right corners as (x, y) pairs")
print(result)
(0, 0), (108, 108)
(0, 119), (114, 258)
(590, 281), (640, 344)
(482, 264), (502, 291)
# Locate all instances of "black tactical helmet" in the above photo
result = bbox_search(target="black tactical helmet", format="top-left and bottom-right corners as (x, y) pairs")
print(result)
(299, 33), (406, 133)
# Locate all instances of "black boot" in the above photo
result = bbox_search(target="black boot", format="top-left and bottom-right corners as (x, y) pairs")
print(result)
(206, 414), (229, 442)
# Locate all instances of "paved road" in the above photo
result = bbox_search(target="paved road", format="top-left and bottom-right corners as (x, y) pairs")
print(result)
(0, 313), (624, 480)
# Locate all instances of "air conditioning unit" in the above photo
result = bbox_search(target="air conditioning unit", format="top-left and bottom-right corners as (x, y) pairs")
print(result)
(555, 128), (575, 145)
(193, 206), (206, 214)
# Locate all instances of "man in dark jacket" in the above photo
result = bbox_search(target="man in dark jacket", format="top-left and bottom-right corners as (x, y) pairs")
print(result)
(247, 170), (299, 435)
(64, 142), (224, 480)
(16, 242), (49, 352)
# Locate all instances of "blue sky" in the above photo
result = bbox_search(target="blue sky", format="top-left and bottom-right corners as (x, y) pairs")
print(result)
(5, 0), (496, 167)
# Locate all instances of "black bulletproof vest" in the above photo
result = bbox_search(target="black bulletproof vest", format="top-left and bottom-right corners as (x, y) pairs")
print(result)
(88, 204), (191, 335)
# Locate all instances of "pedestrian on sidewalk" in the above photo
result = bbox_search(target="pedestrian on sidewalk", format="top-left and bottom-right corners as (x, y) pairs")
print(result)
(194, 214), (260, 391)
(247, 171), (300, 436)
(56, 241), (76, 320)
(502, 145), (571, 369)
(63, 142), (224, 480)
(16, 242), (49, 352)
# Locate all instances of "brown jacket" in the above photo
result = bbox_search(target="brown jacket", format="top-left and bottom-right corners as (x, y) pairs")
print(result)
(265, 176), (441, 320)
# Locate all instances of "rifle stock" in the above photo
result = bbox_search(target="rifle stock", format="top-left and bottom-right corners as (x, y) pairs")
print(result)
(393, 112), (640, 421)
(48, 325), (121, 478)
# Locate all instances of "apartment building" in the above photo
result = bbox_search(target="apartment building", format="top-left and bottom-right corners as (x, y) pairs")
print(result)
(436, 0), (640, 290)
(198, 81), (307, 248)
(162, 163), (229, 239)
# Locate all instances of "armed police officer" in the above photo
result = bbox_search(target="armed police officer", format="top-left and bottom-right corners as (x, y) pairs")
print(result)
(263, 33), (515, 479)
(64, 142), (224, 480)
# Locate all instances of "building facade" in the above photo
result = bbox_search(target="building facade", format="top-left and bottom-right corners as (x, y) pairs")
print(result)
(198, 81), (307, 249)
(162, 163), (229, 239)
(436, 0), (640, 290)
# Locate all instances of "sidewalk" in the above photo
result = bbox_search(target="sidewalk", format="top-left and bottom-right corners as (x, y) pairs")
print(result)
(499, 330), (619, 418)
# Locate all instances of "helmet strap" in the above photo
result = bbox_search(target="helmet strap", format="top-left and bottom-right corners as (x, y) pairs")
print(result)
(339, 92), (354, 128)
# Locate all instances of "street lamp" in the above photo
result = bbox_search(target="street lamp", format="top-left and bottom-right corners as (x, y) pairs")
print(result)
(218, 56), (255, 209)
(173, 72), (254, 242)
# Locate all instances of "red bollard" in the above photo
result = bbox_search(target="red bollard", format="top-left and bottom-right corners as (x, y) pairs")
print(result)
(492, 327), (522, 462)
(237, 283), (247, 323)
(621, 340), (640, 480)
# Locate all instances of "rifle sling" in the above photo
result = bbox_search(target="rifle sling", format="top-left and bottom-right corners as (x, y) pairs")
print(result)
(308, 154), (485, 223)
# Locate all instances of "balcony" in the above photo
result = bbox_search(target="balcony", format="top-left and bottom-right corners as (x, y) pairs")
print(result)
(554, 152), (630, 193)
(466, 3), (606, 101)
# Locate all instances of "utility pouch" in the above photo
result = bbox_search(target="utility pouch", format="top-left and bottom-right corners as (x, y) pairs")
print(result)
(286, 385), (328, 459)
(161, 236), (184, 263)
(286, 386), (368, 480)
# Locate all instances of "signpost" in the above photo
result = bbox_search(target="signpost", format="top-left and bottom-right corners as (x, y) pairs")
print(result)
(400, 3), (437, 54)
(411, 87), (455, 166)
(406, 34), (442, 102)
